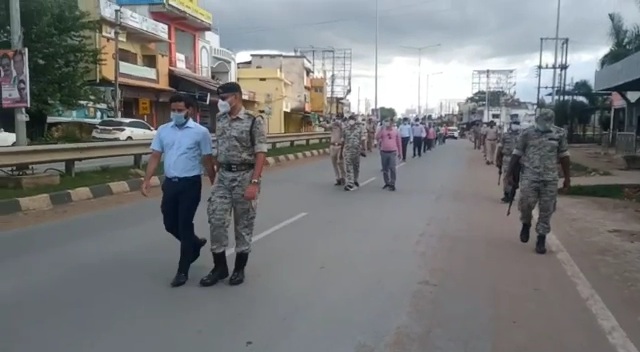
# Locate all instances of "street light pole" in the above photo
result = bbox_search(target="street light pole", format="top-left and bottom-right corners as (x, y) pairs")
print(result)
(400, 44), (440, 117)
(9, 0), (27, 146)
(424, 71), (442, 115)
(114, 9), (121, 118)
(374, 0), (379, 121)
(550, 0), (561, 103)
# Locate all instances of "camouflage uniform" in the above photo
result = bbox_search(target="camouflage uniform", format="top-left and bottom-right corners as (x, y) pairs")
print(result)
(208, 108), (267, 254)
(513, 114), (569, 238)
(499, 127), (521, 194)
(342, 121), (363, 189)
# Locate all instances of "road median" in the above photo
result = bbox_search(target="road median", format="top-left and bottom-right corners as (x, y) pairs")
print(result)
(0, 143), (329, 215)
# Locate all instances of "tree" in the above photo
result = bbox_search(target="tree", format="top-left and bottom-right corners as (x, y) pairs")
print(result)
(599, 12), (640, 68)
(465, 90), (508, 107)
(0, 0), (103, 139)
(378, 107), (396, 120)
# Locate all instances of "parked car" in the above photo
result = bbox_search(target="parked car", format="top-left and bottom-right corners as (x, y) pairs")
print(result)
(0, 129), (16, 146)
(446, 126), (460, 139)
(91, 118), (156, 141)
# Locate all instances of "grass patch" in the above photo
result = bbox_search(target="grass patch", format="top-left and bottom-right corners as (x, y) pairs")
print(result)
(564, 184), (640, 201)
(560, 161), (612, 177)
(0, 143), (329, 199)
(0, 165), (163, 200)
(267, 142), (329, 157)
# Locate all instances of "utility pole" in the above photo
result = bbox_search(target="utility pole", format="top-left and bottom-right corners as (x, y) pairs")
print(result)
(357, 86), (360, 114)
(114, 9), (122, 118)
(374, 0), (379, 121)
(9, 0), (28, 146)
(550, 0), (561, 103)
(425, 71), (442, 116)
(400, 44), (440, 116)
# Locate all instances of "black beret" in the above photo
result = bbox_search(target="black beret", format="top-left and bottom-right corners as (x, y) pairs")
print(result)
(217, 82), (242, 95)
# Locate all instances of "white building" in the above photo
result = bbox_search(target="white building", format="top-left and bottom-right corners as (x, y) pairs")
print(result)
(197, 30), (235, 83)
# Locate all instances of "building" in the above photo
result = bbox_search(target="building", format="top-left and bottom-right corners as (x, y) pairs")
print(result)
(327, 97), (347, 115)
(116, 0), (220, 124)
(203, 31), (236, 84)
(309, 77), (326, 115)
(237, 68), (292, 134)
(238, 54), (313, 132)
(80, 0), (173, 126)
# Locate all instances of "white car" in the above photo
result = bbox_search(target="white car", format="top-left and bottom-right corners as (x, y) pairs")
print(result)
(446, 126), (459, 139)
(0, 128), (16, 146)
(92, 118), (156, 141)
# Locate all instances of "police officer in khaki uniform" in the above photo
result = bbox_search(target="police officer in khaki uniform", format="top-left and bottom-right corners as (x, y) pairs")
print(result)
(200, 82), (268, 287)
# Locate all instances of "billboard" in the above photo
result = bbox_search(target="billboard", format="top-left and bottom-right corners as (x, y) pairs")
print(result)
(0, 48), (30, 108)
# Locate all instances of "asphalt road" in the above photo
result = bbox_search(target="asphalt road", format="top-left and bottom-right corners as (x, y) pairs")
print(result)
(1, 140), (638, 352)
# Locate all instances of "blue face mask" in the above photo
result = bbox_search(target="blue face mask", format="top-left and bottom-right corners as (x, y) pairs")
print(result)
(171, 112), (187, 125)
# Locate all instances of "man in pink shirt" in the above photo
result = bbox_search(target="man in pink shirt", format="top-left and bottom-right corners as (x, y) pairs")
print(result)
(375, 118), (403, 191)
(426, 124), (437, 150)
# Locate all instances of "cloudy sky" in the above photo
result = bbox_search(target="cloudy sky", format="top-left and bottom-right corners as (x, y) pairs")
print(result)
(203, 0), (640, 114)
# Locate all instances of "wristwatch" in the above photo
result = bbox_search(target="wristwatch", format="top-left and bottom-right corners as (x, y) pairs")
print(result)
(250, 179), (260, 185)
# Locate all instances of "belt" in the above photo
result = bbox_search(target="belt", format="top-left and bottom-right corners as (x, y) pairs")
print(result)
(381, 150), (397, 153)
(220, 163), (255, 172)
(166, 175), (201, 182)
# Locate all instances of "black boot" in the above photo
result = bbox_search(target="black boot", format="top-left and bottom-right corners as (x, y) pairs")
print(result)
(500, 192), (509, 203)
(199, 252), (229, 287)
(229, 252), (249, 286)
(535, 235), (547, 254)
(170, 273), (188, 287)
(520, 223), (531, 243)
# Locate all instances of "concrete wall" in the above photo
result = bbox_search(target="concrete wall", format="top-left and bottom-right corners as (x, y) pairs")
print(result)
(237, 68), (289, 134)
(246, 55), (309, 111)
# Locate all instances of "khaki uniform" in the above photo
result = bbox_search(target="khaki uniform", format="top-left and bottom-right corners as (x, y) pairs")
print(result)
(485, 126), (498, 163)
(325, 121), (345, 182)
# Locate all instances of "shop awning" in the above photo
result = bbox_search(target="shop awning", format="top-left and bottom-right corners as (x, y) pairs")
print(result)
(169, 67), (219, 92)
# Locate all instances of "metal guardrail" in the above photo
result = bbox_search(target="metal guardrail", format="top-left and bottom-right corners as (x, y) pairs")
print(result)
(0, 132), (330, 174)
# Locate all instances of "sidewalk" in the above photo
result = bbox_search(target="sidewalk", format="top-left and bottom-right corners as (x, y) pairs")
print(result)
(569, 145), (627, 174)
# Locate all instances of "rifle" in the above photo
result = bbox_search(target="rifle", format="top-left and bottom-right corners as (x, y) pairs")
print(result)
(498, 165), (502, 185)
(506, 162), (521, 216)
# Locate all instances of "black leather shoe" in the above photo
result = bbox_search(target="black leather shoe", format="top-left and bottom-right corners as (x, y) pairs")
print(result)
(520, 223), (531, 243)
(500, 192), (509, 203)
(190, 237), (207, 264)
(382, 184), (389, 189)
(199, 252), (229, 287)
(389, 185), (396, 191)
(535, 235), (547, 254)
(170, 272), (188, 287)
(229, 252), (249, 286)
(354, 181), (360, 187)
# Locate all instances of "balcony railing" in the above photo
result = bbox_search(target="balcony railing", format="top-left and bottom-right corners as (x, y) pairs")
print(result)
(212, 47), (235, 63)
(119, 61), (158, 81)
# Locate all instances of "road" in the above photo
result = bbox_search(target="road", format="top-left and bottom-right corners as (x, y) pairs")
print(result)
(1, 140), (639, 352)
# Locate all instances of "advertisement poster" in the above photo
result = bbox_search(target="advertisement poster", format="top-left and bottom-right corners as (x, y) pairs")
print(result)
(0, 48), (30, 108)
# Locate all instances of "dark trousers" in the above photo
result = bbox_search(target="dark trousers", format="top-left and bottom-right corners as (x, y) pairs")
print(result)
(401, 137), (410, 161)
(412, 136), (423, 157)
(422, 137), (428, 152)
(160, 175), (202, 273)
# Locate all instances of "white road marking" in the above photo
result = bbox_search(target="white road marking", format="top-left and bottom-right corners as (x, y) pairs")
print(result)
(226, 212), (308, 256)
(361, 177), (376, 186)
(534, 210), (638, 352)
(397, 162), (406, 168)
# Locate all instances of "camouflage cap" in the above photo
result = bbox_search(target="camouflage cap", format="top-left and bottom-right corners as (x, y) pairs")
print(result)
(537, 108), (555, 122)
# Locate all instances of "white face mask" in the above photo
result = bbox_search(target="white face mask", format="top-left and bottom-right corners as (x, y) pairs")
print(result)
(217, 100), (231, 114)
(384, 121), (391, 127)
(510, 124), (521, 131)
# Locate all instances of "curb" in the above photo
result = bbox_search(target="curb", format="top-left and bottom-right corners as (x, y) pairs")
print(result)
(0, 148), (329, 216)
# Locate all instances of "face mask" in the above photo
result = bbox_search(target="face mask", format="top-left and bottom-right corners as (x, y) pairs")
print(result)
(170, 112), (186, 125)
(384, 121), (391, 127)
(348, 120), (356, 125)
(510, 124), (521, 131)
(218, 99), (231, 114)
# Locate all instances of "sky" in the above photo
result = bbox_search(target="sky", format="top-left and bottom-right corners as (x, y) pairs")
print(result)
(201, 0), (640, 114)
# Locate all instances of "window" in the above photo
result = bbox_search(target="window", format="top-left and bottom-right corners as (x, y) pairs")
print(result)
(314, 87), (323, 93)
(259, 78), (266, 81)
(118, 49), (137, 64)
(142, 55), (156, 68)
(98, 119), (125, 127)
(126, 121), (152, 130)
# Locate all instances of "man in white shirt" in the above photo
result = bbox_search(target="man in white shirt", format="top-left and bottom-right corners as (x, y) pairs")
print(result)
(411, 118), (426, 157)
(397, 118), (412, 162)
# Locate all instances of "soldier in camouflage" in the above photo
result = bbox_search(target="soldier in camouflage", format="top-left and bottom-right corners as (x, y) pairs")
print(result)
(496, 116), (522, 202)
(200, 82), (268, 287)
(343, 114), (364, 191)
(506, 108), (571, 254)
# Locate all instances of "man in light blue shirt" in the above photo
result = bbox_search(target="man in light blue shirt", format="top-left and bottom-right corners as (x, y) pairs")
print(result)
(142, 94), (216, 287)
(397, 118), (412, 162)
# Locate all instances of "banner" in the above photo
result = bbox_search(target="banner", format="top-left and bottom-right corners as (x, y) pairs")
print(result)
(0, 48), (30, 108)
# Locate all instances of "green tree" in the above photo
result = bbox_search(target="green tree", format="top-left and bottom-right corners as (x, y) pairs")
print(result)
(465, 90), (507, 107)
(378, 107), (396, 120)
(0, 0), (103, 138)
(599, 12), (640, 68)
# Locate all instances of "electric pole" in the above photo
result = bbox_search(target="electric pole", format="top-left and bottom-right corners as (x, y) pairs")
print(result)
(550, 0), (561, 103)
(400, 44), (440, 116)
(10, 0), (28, 146)
(114, 8), (122, 118)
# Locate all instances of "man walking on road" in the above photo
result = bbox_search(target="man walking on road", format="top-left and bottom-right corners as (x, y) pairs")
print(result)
(323, 116), (346, 186)
(201, 82), (268, 287)
(376, 118), (402, 191)
(484, 120), (499, 165)
(398, 118), (411, 162)
(141, 94), (216, 287)
(366, 117), (376, 152)
(506, 108), (571, 254)
(343, 114), (364, 191)
(496, 116), (522, 202)
(411, 118), (425, 157)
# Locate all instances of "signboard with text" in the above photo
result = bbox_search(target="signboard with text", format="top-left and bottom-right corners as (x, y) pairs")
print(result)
(0, 48), (30, 108)
(167, 0), (212, 24)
